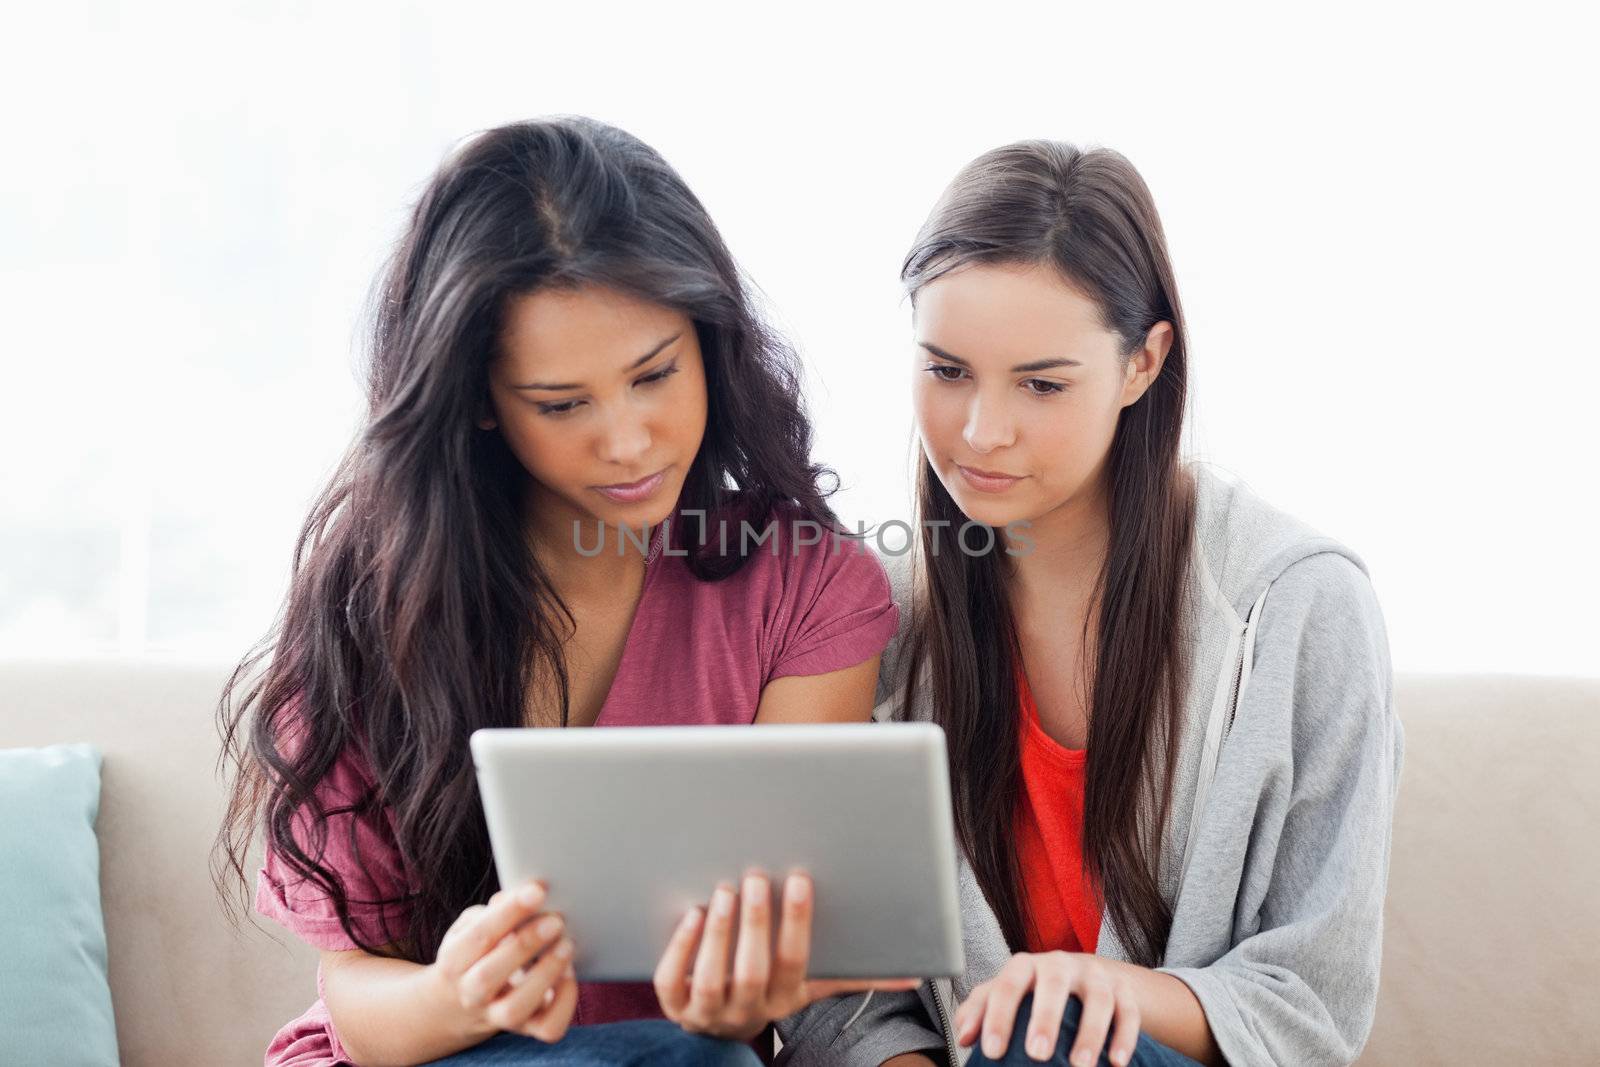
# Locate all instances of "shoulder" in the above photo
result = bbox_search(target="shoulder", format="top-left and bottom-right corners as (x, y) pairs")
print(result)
(1188, 460), (1375, 623)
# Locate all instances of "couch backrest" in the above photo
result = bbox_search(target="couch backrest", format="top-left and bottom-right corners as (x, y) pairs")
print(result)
(2, 658), (320, 1067)
(1365, 673), (1599, 1062)
(2, 660), (1596, 1064)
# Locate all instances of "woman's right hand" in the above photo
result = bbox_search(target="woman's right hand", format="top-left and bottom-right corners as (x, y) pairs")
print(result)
(428, 879), (579, 1043)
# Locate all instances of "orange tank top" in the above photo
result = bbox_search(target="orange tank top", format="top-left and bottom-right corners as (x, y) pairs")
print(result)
(1012, 656), (1102, 954)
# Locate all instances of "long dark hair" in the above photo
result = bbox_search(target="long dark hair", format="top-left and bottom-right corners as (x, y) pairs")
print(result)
(214, 116), (839, 962)
(899, 141), (1195, 967)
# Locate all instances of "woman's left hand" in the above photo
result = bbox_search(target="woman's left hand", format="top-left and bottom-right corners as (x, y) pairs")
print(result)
(652, 868), (920, 1041)
(955, 951), (1142, 1066)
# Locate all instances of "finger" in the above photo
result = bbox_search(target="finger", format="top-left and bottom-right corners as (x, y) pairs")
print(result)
(483, 935), (574, 1032)
(435, 904), (487, 972)
(458, 911), (564, 1010)
(979, 958), (1036, 1060)
(1068, 980), (1116, 1067)
(652, 905), (705, 1016)
(688, 882), (738, 1018)
(728, 870), (773, 1019)
(1106, 992), (1142, 1067)
(436, 881), (547, 979)
(953, 981), (990, 1048)
(1023, 962), (1070, 1062)
(522, 964), (580, 1043)
(770, 871), (813, 1006)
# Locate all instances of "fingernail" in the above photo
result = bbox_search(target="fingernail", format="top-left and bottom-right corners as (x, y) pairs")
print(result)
(982, 1034), (1003, 1058)
(681, 906), (703, 929)
(713, 886), (734, 916)
(787, 873), (809, 903)
(536, 914), (563, 939)
(744, 873), (765, 899)
(518, 883), (541, 907)
(1072, 1052), (1090, 1067)
(554, 937), (574, 960)
(1029, 1034), (1051, 1059)
(542, 985), (555, 1006)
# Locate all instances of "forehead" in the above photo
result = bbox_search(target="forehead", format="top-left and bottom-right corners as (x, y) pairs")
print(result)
(915, 262), (1115, 361)
(497, 284), (690, 376)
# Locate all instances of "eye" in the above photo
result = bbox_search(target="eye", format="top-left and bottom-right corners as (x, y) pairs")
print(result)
(1023, 379), (1067, 396)
(638, 362), (680, 386)
(925, 364), (967, 383)
(535, 399), (584, 417)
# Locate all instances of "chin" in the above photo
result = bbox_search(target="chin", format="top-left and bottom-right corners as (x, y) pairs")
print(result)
(942, 490), (1023, 533)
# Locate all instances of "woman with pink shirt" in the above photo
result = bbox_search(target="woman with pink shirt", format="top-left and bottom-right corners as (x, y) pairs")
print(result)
(213, 116), (912, 1066)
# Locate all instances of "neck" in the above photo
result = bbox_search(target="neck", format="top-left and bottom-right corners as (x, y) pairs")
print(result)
(1004, 467), (1112, 621)
(524, 490), (653, 602)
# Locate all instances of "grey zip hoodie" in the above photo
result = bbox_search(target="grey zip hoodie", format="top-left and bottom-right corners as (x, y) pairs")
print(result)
(775, 462), (1404, 1067)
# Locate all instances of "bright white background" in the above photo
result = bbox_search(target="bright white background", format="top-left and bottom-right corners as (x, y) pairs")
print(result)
(2, 2), (1595, 676)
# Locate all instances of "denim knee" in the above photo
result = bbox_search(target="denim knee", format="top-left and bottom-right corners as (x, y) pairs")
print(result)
(968, 992), (1085, 1065)
(642, 1029), (764, 1067)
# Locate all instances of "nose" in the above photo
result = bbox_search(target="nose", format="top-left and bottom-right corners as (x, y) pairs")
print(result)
(962, 391), (1016, 454)
(597, 405), (652, 468)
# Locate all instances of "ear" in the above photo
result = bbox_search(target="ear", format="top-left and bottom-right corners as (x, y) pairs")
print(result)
(1120, 321), (1174, 408)
(477, 416), (498, 430)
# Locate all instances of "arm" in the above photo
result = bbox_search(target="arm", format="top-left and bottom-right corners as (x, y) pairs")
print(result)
(320, 947), (489, 1067)
(1156, 553), (1401, 1067)
(754, 654), (881, 724)
(1088, 960), (1222, 1064)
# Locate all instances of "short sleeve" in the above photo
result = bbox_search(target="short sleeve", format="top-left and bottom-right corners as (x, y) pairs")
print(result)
(764, 517), (900, 684)
(253, 700), (414, 952)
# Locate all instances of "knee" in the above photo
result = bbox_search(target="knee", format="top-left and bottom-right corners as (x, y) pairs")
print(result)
(645, 1030), (764, 1067)
(969, 992), (1087, 1065)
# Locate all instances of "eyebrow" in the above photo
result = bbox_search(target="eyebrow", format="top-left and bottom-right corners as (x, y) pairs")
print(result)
(918, 340), (1081, 373)
(512, 332), (682, 391)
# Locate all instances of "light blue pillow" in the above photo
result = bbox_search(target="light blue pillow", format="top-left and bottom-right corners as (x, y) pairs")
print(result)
(0, 743), (120, 1066)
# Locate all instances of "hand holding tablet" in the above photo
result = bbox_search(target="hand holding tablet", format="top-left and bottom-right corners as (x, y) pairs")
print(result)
(651, 868), (921, 1040)
(470, 721), (964, 1033)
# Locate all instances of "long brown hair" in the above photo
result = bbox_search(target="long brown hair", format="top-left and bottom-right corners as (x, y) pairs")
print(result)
(900, 141), (1195, 966)
(212, 117), (841, 963)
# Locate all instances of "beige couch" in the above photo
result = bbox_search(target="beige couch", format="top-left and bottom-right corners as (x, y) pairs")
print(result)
(3, 659), (1596, 1065)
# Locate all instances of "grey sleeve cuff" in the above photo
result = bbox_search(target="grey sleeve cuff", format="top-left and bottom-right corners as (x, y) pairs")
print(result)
(775, 988), (945, 1067)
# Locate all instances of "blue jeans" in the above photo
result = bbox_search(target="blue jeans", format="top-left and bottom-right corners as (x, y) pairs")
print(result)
(967, 994), (1202, 1067)
(420, 1020), (763, 1066)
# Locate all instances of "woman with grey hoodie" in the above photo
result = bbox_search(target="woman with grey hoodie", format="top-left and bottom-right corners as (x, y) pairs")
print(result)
(775, 142), (1403, 1067)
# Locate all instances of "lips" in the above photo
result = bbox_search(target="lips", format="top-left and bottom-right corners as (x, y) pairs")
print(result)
(592, 467), (668, 503)
(599, 472), (660, 491)
(956, 463), (1024, 494)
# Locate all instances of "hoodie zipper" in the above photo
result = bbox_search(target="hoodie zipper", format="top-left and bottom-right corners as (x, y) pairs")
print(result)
(930, 977), (961, 1066)
(1223, 628), (1247, 735)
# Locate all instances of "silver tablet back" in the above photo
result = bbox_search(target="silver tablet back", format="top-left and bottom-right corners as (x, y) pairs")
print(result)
(470, 722), (964, 981)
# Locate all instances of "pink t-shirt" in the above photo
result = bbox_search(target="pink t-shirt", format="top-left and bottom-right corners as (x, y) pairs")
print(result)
(254, 503), (899, 1066)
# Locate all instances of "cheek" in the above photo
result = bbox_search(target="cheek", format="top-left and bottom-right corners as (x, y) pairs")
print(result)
(663, 368), (709, 448)
(912, 382), (961, 442)
(1028, 399), (1117, 483)
(504, 413), (583, 482)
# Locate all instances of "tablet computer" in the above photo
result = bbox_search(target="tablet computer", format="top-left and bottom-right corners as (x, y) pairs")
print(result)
(469, 722), (964, 982)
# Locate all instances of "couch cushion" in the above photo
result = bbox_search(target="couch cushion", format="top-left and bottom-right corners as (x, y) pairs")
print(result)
(0, 742), (121, 1066)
